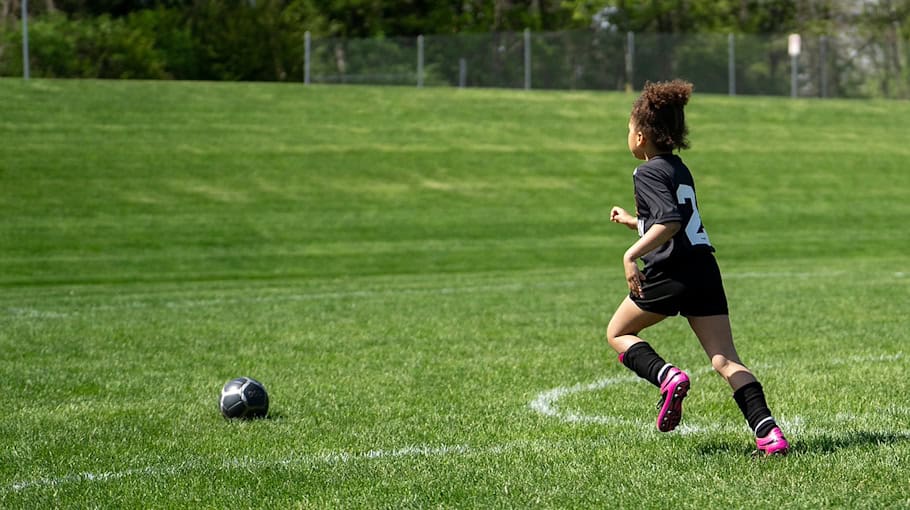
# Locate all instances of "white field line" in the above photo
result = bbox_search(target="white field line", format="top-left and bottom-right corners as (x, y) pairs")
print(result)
(6, 412), (903, 494)
(529, 354), (904, 433)
(4, 439), (593, 493)
(5, 269), (900, 319)
(8, 464), (188, 492)
(722, 270), (854, 280)
(530, 367), (735, 435)
(4, 307), (69, 319)
(830, 352), (905, 364)
(1, 280), (583, 319)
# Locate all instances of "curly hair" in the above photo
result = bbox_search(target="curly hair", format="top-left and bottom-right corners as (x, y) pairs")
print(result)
(630, 80), (693, 152)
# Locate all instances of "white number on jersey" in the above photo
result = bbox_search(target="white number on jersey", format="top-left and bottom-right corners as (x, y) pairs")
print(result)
(676, 184), (711, 246)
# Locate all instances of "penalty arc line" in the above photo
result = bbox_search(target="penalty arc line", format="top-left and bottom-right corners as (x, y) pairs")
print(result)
(530, 353), (907, 434)
(529, 367), (754, 435)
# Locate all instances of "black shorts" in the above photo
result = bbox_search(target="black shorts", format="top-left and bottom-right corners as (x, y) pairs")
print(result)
(631, 253), (729, 317)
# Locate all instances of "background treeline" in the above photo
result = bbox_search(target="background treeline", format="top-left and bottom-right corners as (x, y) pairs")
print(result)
(0, 0), (907, 88)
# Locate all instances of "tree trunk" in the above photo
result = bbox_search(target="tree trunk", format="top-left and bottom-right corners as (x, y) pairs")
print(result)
(2, 0), (18, 23)
(0, 0), (15, 65)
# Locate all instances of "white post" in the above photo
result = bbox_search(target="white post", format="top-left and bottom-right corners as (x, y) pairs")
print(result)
(417, 35), (424, 88)
(22, 0), (30, 80)
(788, 33), (801, 98)
(728, 33), (735, 96)
(524, 28), (531, 90)
(304, 31), (311, 85)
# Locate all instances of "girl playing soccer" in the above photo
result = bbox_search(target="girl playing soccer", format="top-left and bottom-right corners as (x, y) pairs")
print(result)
(606, 80), (789, 456)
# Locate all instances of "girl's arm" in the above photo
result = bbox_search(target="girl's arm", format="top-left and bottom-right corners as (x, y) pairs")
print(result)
(609, 206), (638, 229)
(622, 222), (681, 297)
(624, 222), (681, 261)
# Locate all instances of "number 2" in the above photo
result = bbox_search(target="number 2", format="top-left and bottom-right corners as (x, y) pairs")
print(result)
(676, 184), (711, 246)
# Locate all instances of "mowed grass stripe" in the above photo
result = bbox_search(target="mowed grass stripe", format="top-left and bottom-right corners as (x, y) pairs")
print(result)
(0, 262), (910, 318)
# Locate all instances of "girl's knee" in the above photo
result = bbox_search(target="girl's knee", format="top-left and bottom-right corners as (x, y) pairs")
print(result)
(605, 322), (636, 347)
(710, 354), (753, 380)
(710, 354), (731, 373)
(604, 328), (620, 350)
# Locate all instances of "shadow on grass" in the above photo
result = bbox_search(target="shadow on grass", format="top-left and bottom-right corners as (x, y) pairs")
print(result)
(696, 430), (910, 457)
(264, 409), (287, 421)
(793, 430), (910, 454)
(220, 409), (287, 422)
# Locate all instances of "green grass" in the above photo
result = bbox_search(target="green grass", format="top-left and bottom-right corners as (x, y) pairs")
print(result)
(1, 79), (909, 508)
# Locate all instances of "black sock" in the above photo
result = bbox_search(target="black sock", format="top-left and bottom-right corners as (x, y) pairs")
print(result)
(620, 342), (668, 388)
(733, 381), (777, 437)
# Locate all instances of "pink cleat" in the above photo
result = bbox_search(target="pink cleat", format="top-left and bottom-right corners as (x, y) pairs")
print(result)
(756, 427), (790, 456)
(656, 367), (689, 432)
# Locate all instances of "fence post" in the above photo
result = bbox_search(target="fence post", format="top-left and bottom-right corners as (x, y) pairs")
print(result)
(304, 31), (311, 85)
(819, 35), (828, 98)
(22, 0), (30, 80)
(728, 33), (736, 96)
(625, 31), (635, 92)
(459, 58), (467, 88)
(791, 56), (798, 98)
(524, 28), (531, 90)
(895, 21), (905, 99)
(417, 35), (424, 88)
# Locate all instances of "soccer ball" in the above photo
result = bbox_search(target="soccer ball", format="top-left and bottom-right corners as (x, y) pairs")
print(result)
(219, 376), (269, 419)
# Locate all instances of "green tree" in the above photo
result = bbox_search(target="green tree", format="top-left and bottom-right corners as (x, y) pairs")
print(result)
(562, 0), (804, 34)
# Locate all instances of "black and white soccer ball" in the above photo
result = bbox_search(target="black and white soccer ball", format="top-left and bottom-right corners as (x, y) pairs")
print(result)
(219, 376), (269, 419)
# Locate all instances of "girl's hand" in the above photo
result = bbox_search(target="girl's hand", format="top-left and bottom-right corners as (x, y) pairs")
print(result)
(610, 207), (637, 229)
(623, 256), (645, 298)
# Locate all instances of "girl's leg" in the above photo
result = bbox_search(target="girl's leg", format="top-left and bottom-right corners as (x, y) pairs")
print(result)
(688, 315), (789, 454)
(606, 296), (666, 354)
(607, 297), (689, 432)
(686, 314), (755, 390)
(606, 296), (671, 386)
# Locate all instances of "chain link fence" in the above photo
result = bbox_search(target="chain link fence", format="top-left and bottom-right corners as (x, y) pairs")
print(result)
(3, 24), (907, 98)
(305, 29), (910, 99)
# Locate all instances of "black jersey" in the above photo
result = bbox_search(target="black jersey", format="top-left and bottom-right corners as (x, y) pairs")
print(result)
(632, 154), (714, 270)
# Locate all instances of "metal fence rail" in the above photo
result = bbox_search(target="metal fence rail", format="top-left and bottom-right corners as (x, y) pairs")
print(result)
(305, 29), (910, 99)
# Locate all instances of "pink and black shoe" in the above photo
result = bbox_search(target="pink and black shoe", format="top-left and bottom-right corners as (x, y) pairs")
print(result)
(755, 427), (790, 456)
(656, 367), (690, 432)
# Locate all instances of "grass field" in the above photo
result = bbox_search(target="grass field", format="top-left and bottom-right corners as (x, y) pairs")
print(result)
(1, 78), (909, 508)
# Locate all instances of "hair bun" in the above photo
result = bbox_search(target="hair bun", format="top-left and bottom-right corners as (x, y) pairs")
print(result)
(642, 80), (692, 109)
